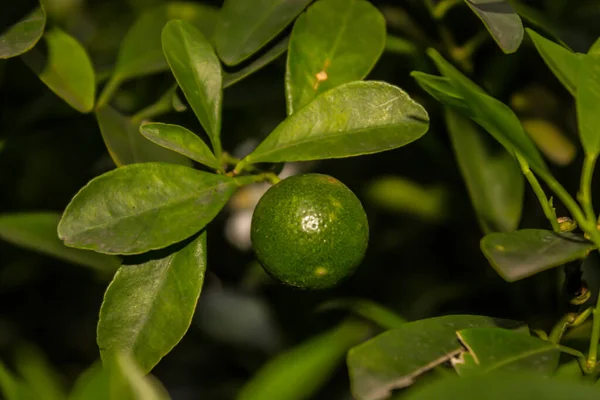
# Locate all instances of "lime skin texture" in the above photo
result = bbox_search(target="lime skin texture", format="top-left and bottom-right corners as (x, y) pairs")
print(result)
(251, 173), (369, 290)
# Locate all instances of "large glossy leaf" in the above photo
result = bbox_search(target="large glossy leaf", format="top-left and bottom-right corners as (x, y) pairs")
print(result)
(215, 0), (312, 66)
(347, 315), (524, 400)
(140, 123), (219, 169)
(240, 81), (429, 166)
(0, 212), (120, 274)
(0, 5), (45, 59)
(454, 328), (559, 376)
(527, 29), (583, 96)
(285, 0), (386, 114)
(22, 28), (95, 113)
(465, 0), (523, 53)
(238, 319), (371, 400)
(445, 109), (523, 233)
(576, 55), (600, 156)
(57, 163), (236, 255)
(98, 231), (206, 373)
(68, 362), (109, 400)
(426, 49), (548, 175)
(480, 229), (595, 282)
(403, 373), (600, 400)
(162, 20), (222, 159)
(106, 352), (170, 400)
(98, 2), (217, 106)
(96, 106), (191, 167)
(223, 37), (289, 88)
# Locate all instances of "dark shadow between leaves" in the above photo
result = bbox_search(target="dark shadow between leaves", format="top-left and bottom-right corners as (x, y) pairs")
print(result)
(121, 229), (204, 266)
(467, 0), (515, 15)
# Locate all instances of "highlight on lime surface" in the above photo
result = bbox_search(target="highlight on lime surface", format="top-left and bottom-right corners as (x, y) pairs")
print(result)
(250, 173), (369, 289)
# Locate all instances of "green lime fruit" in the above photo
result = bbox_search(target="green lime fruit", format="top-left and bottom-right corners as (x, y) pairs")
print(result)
(251, 173), (369, 290)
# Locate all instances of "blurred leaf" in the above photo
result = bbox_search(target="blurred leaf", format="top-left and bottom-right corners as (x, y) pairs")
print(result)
(0, 361), (22, 400)
(454, 328), (559, 376)
(480, 229), (595, 282)
(384, 34), (417, 55)
(589, 38), (600, 56)
(402, 373), (600, 400)
(57, 163), (236, 255)
(365, 176), (447, 222)
(140, 123), (219, 169)
(241, 81), (429, 165)
(522, 119), (576, 166)
(96, 106), (192, 167)
(68, 362), (110, 400)
(465, 0), (523, 53)
(196, 287), (282, 353)
(98, 231), (206, 373)
(162, 20), (223, 159)
(0, 5), (45, 59)
(106, 352), (170, 400)
(215, 0), (312, 66)
(425, 49), (548, 175)
(527, 28), (583, 96)
(317, 298), (406, 330)
(14, 345), (66, 400)
(445, 109), (523, 233)
(285, 0), (386, 114)
(237, 319), (371, 400)
(22, 28), (94, 113)
(347, 315), (524, 400)
(411, 72), (470, 113)
(576, 55), (600, 157)
(0, 212), (120, 274)
(223, 37), (289, 88)
(98, 2), (218, 106)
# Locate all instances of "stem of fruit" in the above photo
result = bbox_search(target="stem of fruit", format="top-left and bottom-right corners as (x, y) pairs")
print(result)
(517, 156), (560, 232)
(580, 153), (598, 222)
(234, 172), (280, 187)
(223, 153), (259, 174)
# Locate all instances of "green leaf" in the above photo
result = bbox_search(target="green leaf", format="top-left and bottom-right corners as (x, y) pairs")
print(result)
(510, 2), (569, 49)
(98, 231), (206, 373)
(454, 328), (559, 376)
(98, 2), (218, 107)
(285, 0), (386, 114)
(576, 55), (600, 157)
(527, 28), (583, 96)
(57, 163), (236, 255)
(223, 36), (289, 88)
(238, 319), (371, 400)
(241, 81), (429, 165)
(426, 49), (549, 175)
(445, 109), (524, 233)
(14, 345), (66, 400)
(464, 0), (523, 53)
(0, 5), (46, 59)
(317, 298), (407, 330)
(215, 0), (312, 66)
(0, 212), (120, 274)
(589, 38), (600, 56)
(522, 119), (576, 166)
(22, 28), (95, 113)
(410, 72), (471, 113)
(68, 362), (110, 400)
(403, 373), (600, 400)
(140, 123), (219, 169)
(96, 106), (192, 167)
(480, 229), (595, 282)
(106, 352), (170, 400)
(162, 20), (223, 160)
(0, 361), (22, 400)
(347, 315), (524, 400)
(365, 176), (447, 222)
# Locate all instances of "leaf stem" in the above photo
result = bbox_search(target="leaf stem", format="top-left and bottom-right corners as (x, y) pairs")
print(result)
(233, 173), (280, 187)
(96, 75), (122, 109)
(587, 289), (600, 369)
(549, 312), (575, 343)
(517, 156), (560, 232)
(579, 153), (598, 222)
(558, 345), (590, 373)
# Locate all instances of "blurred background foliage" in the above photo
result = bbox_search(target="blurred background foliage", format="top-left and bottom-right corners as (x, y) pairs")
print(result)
(1, 0), (600, 398)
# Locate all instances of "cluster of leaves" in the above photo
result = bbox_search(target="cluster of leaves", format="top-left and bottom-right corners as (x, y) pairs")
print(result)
(2, 0), (600, 399)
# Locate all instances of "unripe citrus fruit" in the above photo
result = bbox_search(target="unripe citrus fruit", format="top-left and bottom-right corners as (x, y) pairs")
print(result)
(250, 174), (369, 289)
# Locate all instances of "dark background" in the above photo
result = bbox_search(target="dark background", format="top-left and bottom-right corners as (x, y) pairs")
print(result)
(1, 0), (600, 398)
